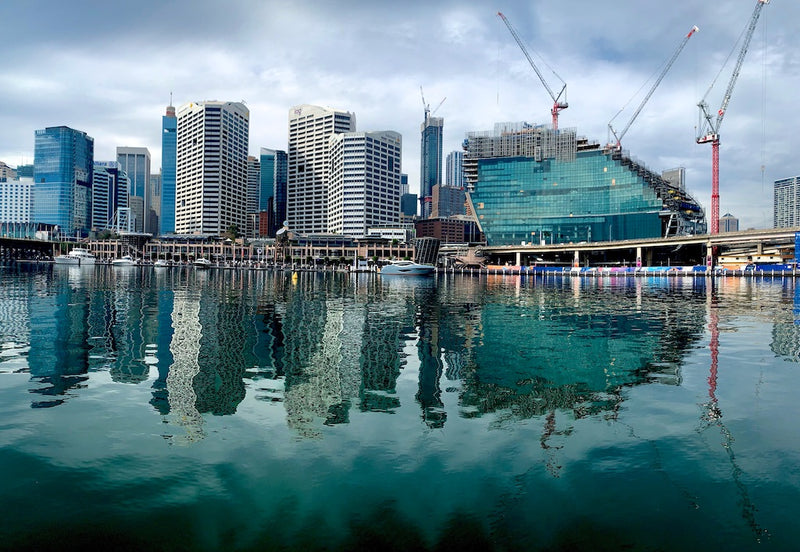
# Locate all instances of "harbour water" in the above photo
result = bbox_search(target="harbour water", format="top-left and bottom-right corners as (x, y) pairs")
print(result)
(1, 265), (799, 551)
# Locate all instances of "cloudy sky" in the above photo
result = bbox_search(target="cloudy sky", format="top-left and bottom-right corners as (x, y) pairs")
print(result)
(2, 0), (797, 229)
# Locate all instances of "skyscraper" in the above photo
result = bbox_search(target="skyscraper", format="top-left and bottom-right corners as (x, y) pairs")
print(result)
(246, 155), (260, 238)
(288, 104), (355, 234)
(328, 130), (402, 237)
(117, 147), (151, 233)
(260, 147), (288, 236)
(420, 113), (443, 219)
(33, 126), (94, 238)
(446, 151), (463, 188)
(91, 161), (129, 231)
(719, 213), (739, 233)
(161, 102), (177, 235)
(774, 176), (800, 228)
(176, 101), (249, 235)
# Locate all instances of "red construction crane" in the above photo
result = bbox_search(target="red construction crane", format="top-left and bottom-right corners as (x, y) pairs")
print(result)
(498, 12), (567, 130)
(697, 0), (770, 234)
(609, 25), (699, 150)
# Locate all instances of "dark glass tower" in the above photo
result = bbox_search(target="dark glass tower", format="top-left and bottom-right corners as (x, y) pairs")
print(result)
(420, 115), (443, 219)
(33, 126), (94, 238)
(160, 103), (177, 234)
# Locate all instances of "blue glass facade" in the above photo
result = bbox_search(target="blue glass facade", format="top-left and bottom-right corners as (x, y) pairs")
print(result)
(420, 116), (443, 218)
(469, 145), (705, 246)
(160, 107), (177, 234)
(33, 126), (94, 237)
(260, 149), (287, 235)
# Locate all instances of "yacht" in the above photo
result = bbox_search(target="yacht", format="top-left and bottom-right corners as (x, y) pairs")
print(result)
(193, 258), (213, 269)
(379, 260), (436, 276)
(111, 255), (136, 267)
(53, 248), (97, 266)
(154, 259), (171, 268)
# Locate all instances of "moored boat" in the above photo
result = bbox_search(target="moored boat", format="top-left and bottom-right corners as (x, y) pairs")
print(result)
(154, 259), (171, 268)
(193, 258), (212, 269)
(111, 255), (136, 267)
(53, 248), (97, 266)
(379, 260), (436, 276)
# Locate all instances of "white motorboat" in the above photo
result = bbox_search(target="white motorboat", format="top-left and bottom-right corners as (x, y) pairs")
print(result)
(154, 259), (171, 268)
(379, 260), (436, 276)
(53, 248), (97, 266)
(111, 255), (136, 267)
(193, 258), (213, 269)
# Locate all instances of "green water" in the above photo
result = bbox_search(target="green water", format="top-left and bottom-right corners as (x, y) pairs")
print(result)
(0, 265), (798, 551)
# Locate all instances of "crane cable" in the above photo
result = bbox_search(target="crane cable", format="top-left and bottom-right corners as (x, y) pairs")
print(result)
(760, 7), (768, 193)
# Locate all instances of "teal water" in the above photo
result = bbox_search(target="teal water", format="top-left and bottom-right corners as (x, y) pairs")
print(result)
(0, 265), (799, 551)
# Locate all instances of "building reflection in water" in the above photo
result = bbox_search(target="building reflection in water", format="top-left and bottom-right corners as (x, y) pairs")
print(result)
(6, 268), (756, 446)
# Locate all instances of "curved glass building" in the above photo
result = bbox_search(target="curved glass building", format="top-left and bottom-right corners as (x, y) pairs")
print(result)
(464, 123), (705, 246)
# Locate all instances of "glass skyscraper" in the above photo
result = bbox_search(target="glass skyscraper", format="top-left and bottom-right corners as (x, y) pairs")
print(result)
(420, 115), (443, 219)
(160, 104), (177, 235)
(259, 148), (288, 236)
(117, 147), (151, 233)
(33, 126), (94, 238)
(465, 123), (705, 246)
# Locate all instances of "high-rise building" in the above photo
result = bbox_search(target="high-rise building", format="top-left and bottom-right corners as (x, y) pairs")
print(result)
(774, 176), (800, 228)
(0, 180), (32, 224)
(246, 156), (260, 238)
(161, 103), (177, 235)
(176, 101), (250, 235)
(91, 161), (129, 231)
(446, 151), (463, 188)
(431, 184), (465, 219)
(400, 173), (409, 196)
(149, 173), (161, 234)
(33, 126), (94, 238)
(720, 213), (739, 233)
(117, 147), (151, 233)
(328, 130), (402, 237)
(288, 104), (355, 234)
(259, 148), (288, 236)
(420, 113), (443, 219)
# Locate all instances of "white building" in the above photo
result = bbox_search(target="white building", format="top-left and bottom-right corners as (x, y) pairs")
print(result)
(0, 178), (33, 224)
(176, 101), (249, 235)
(774, 176), (800, 229)
(329, 131), (402, 237)
(288, 104), (355, 234)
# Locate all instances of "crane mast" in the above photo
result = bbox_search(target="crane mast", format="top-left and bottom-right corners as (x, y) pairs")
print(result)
(609, 25), (699, 149)
(698, 0), (770, 234)
(498, 12), (567, 130)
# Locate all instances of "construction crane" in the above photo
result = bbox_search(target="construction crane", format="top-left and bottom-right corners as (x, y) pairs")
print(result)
(609, 25), (699, 150)
(420, 86), (446, 120)
(498, 11), (567, 130)
(697, 0), (770, 235)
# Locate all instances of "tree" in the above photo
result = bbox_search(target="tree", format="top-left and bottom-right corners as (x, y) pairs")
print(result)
(225, 224), (241, 241)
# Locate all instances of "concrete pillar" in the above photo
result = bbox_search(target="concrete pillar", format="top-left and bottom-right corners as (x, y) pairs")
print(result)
(636, 247), (642, 268)
(516, 251), (521, 266)
(573, 250), (580, 267)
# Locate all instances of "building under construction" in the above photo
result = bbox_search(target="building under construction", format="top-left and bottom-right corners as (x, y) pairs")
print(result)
(464, 123), (706, 246)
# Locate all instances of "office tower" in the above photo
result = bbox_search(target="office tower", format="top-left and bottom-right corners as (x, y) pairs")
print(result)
(260, 148), (288, 236)
(288, 104), (355, 234)
(15, 164), (34, 179)
(774, 176), (800, 228)
(420, 113), (443, 219)
(161, 102), (177, 234)
(176, 101), (249, 235)
(117, 147), (151, 233)
(149, 173), (161, 234)
(446, 151), (463, 188)
(0, 180), (32, 224)
(246, 156), (260, 238)
(328, 130), (402, 237)
(91, 161), (129, 231)
(400, 173), (409, 196)
(719, 213), (739, 233)
(33, 126), (94, 238)
(431, 184), (465, 219)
